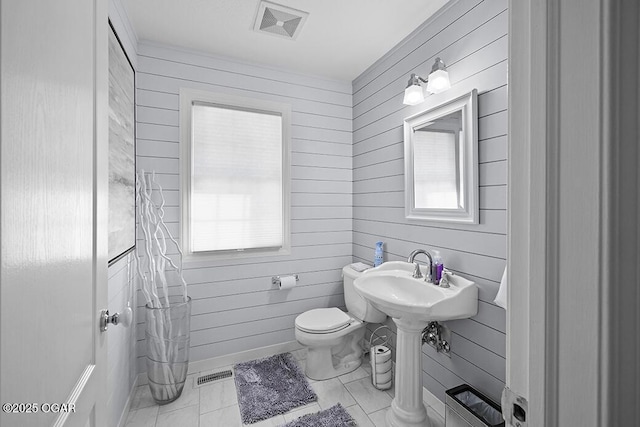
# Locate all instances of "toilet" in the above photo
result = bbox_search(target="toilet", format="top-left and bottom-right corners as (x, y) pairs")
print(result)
(294, 265), (387, 380)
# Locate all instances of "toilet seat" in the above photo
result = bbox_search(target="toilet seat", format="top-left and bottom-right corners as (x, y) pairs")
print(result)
(295, 307), (352, 334)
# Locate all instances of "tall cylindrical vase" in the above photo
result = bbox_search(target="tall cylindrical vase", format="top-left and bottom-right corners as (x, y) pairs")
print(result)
(145, 296), (191, 404)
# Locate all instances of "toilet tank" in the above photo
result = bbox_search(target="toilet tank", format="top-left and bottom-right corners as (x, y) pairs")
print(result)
(342, 265), (387, 323)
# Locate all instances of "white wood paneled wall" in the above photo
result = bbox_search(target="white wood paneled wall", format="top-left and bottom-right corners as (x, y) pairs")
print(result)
(355, 0), (508, 403)
(133, 42), (353, 371)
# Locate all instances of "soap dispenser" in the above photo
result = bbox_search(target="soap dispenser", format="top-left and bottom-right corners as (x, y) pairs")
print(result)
(432, 250), (444, 284)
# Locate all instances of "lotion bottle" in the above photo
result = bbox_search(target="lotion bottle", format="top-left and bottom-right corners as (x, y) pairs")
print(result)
(374, 241), (384, 267)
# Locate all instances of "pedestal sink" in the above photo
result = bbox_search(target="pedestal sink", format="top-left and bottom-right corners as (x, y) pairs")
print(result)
(354, 261), (478, 427)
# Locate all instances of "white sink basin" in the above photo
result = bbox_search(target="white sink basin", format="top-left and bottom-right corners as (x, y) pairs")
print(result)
(354, 261), (478, 321)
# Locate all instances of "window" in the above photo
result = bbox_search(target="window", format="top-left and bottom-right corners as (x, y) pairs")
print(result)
(180, 89), (291, 259)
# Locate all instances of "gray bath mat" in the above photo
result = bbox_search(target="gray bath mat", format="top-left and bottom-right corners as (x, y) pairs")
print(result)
(280, 404), (356, 427)
(234, 353), (317, 424)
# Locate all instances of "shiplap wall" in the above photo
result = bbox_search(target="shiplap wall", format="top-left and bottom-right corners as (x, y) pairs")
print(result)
(107, 1), (139, 426)
(354, 0), (508, 403)
(133, 43), (353, 372)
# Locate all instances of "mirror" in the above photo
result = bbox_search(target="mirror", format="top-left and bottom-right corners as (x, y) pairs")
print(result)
(404, 89), (478, 223)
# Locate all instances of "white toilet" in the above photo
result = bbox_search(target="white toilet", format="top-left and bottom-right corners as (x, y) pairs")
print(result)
(294, 265), (387, 380)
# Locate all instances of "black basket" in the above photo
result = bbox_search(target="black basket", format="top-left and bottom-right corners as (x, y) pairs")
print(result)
(445, 385), (505, 427)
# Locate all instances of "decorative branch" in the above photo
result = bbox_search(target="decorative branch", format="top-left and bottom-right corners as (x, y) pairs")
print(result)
(135, 170), (190, 402)
(135, 170), (188, 308)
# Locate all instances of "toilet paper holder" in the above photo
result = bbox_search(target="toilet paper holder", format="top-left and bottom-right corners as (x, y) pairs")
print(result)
(369, 325), (393, 390)
(271, 274), (299, 286)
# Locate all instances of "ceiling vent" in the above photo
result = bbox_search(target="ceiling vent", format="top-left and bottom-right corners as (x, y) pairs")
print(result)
(253, 1), (309, 40)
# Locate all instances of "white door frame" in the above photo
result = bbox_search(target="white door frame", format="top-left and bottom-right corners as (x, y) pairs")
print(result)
(507, 1), (554, 424)
(508, 1), (639, 426)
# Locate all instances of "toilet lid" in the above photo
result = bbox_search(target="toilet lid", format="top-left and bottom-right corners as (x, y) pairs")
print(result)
(295, 308), (352, 333)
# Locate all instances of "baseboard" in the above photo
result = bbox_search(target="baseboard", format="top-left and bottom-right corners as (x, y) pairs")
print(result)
(117, 375), (140, 427)
(135, 340), (304, 386)
(423, 386), (445, 420)
(188, 340), (305, 374)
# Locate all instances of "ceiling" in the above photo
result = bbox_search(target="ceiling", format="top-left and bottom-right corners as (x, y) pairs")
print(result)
(121, 0), (450, 82)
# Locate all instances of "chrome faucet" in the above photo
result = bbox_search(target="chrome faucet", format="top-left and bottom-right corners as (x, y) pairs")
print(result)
(407, 249), (433, 283)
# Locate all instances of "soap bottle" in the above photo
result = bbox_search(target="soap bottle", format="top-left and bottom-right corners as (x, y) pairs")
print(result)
(374, 241), (384, 267)
(432, 250), (444, 284)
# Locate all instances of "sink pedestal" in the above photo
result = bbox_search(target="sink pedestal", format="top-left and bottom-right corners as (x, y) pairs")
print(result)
(386, 318), (432, 427)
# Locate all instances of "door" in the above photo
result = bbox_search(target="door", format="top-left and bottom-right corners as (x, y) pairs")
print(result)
(1, 1), (109, 427)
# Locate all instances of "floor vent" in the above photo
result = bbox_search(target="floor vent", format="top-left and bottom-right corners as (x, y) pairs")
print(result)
(196, 370), (233, 386)
(253, 1), (309, 40)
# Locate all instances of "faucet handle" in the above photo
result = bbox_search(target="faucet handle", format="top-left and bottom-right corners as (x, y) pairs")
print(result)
(412, 262), (423, 279)
(439, 268), (453, 288)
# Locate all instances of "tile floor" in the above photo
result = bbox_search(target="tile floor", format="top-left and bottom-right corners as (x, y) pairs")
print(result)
(124, 350), (445, 427)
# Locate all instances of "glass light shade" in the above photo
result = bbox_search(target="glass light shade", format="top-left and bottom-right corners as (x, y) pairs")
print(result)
(426, 69), (451, 94)
(403, 84), (425, 105)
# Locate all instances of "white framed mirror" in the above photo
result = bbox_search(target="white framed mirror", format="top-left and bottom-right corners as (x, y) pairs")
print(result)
(404, 89), (478, 223)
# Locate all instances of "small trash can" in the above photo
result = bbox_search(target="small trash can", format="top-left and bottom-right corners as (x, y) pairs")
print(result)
(445, 385), (505, 427)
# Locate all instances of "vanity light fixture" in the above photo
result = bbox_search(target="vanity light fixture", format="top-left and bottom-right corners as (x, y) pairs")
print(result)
(402, 57), (451, 105)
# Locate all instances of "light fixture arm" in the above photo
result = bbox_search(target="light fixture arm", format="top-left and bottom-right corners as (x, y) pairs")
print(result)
(408, 55), (447, 87)
(407, 73), (429, 86)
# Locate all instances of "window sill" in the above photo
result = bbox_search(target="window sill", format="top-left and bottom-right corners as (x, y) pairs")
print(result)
(182, 245), (291, 265)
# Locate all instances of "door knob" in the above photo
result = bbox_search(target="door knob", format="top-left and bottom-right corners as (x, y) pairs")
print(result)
(100, 307), (132, 332)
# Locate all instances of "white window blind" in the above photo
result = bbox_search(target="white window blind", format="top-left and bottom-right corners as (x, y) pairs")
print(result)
(413, 130), (460, 209)
(190, 103), (284, 253)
